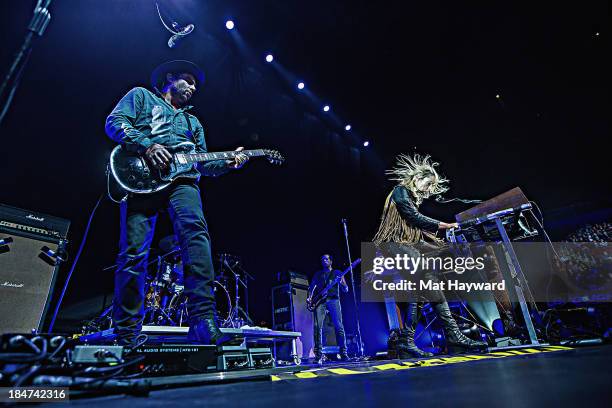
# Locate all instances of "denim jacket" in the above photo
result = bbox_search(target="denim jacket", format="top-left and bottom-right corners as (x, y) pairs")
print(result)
(105, 87), (230, 179)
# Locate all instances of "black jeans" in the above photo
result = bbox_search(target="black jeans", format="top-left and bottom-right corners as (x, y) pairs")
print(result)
(113, 180), (216, 342)
(313, 298), (347, 355)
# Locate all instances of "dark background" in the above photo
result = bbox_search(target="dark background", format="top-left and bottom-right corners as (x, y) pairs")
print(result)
(0, 1), (608, 345)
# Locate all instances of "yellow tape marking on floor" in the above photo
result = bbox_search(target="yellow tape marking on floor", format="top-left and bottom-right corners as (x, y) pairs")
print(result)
(488, 351), (519, 357)
(271, 346), (572, 381)
(505, 350), (533, 355)
(328, 368), (367, 375)
(440, 356), (484, 364)
(415, 358), (451, 368)
(373, 363), (414, 371)
(514, 348), (543, 354)
(295, 372), (319, 379)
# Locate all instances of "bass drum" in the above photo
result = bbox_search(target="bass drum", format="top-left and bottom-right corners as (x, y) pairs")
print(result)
(167, 280), (233, 327)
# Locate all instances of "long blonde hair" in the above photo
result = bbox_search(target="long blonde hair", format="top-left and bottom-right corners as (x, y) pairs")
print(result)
(386, 153), (449, 205)
(373, 153), (449, 245)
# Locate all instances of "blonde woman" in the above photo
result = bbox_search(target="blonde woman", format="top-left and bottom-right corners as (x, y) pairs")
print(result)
(374, 154), (487, 357)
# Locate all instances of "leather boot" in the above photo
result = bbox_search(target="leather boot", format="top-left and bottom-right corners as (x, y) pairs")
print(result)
(434, 302), (487, 352)
(397, 303), (433, 358)
(187, 316), (233, 345)
(387, 329), (400, 359)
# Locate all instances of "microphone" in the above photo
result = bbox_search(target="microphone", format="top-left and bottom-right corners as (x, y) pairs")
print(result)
(168, 24), (194, 48)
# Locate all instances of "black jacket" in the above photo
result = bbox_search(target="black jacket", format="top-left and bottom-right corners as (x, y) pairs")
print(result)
(391, 186), (440, 233)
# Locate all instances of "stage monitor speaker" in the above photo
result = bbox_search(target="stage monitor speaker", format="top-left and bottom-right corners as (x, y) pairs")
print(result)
(0, 203), (69, 334)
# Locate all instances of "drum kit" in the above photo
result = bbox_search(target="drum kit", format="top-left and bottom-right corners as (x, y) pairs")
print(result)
(85, 235), (253, 334)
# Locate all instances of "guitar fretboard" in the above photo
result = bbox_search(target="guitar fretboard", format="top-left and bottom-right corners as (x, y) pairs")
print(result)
(176, 149), (266, 164)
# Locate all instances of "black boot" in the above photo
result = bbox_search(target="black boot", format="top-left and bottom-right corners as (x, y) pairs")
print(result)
(434, 302), (487, 352)
(387, 329), (400, 359)
(398, 328), (434, 358)
(187, 316), (233, 345)
(397, 303), (433, 358)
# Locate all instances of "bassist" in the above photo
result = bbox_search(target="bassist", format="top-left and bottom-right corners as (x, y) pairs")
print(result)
(105, 60), (248, 347)
(308, 254), (349, 362)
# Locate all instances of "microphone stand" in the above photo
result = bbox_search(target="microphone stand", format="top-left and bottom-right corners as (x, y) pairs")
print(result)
(341, 218), (365, 358)
(0, 0), (52, 126)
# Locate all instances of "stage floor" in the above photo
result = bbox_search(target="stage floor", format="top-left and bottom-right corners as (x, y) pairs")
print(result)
(50, 345), (611, 407)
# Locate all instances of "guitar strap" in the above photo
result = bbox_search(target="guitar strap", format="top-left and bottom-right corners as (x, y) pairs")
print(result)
(183, 112), (196, 144)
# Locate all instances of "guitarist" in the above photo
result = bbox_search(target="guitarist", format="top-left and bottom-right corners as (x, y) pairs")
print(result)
(105, 60), (249, 347)
(308, 254), (350, 362)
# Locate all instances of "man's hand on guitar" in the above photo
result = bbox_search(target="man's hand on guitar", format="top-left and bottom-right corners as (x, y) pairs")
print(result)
(339, 275), (349, 293)
(145, 144), (173, 169)
(228, 146), (249, 169)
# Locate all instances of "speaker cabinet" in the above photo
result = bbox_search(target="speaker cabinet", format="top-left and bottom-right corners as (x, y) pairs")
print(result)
(0, 234), (61, 334)
(272, 283), (314, 360)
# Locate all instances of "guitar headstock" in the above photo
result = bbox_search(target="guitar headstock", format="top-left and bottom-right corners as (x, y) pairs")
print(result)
(264, 149), (285, 165)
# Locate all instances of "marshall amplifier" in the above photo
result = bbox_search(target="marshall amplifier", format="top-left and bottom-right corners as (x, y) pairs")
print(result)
(0, 203), (70, 334)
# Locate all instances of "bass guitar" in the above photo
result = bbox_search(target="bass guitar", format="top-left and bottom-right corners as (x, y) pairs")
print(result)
(306, 258), (361, 312)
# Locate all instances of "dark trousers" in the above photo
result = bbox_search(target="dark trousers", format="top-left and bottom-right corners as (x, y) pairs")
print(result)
(113, 181), (216, 342)
(313, 298), (347, 355)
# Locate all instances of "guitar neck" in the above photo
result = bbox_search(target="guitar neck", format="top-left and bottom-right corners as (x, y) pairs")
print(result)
(326, 259), (362, 289)
(178, 149), (267, 164)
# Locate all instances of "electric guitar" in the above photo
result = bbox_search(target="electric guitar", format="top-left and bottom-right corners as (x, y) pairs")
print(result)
(306, 258), (361, 312)
(109, 141), (284, 194)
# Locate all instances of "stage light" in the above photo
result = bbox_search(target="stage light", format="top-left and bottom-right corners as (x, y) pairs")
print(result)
(595, 32), (600, 37)
(297, 82), (305, 90)
(495, 94), (501, 99)
(323, 105), (330, 112)
(345, 124), (351, 131)
(363, 141), (370, 147)
(265, 54), (274, 63)
(225, 20), (235, 30)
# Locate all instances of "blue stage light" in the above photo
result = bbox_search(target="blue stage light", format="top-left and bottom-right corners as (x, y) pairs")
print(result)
(345, 124), (351, 131)
(297, 82), (305, 90)
(225, 20), (235, 30)
(265, 54), (274, 63)
(363, 141), (370, 147)
(323, 105), (330, 112)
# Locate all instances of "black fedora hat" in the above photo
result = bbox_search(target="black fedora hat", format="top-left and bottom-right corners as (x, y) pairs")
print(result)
(150, 59), (205, 91)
